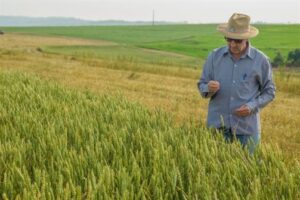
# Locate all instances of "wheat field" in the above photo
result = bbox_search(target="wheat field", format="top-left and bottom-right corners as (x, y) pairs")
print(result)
(0, 31), (300, 199)
(1, 33), (299, 159)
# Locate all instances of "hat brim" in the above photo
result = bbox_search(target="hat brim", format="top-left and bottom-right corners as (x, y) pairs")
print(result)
(217, 23), (259, 39)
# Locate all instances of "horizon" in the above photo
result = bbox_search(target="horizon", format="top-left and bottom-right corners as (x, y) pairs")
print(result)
(1, 15), (300, 25)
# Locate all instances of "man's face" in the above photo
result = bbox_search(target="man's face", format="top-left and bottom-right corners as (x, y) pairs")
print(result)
(225, 37), (248, 55)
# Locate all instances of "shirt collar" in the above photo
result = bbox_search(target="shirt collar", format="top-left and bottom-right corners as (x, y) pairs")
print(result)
(222, 42), (255, 60)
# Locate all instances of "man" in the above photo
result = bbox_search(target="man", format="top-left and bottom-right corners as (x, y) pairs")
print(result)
(197, 13), (275, 154)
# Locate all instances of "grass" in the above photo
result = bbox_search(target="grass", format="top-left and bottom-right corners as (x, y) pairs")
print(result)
(2, 24), (300, 59)
(1, 25), (215, 44)
(0, 72), (299, 199)
(43, 45), (200, 69)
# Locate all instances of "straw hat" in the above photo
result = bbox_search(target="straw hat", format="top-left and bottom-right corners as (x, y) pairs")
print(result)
(217, 13), (259, 39)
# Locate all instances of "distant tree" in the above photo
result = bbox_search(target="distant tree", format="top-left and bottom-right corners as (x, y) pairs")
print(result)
(286, 49), (300, 67)
(272, 52), (285, 68)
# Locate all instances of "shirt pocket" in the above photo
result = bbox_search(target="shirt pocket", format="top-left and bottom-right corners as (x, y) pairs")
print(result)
(237, 75), (256, 99)
(239, 72), (252, 82)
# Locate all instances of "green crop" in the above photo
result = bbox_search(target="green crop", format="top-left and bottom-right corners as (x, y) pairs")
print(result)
(0, 72), (299, 199)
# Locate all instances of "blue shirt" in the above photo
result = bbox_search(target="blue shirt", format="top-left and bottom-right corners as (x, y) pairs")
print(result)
(197, 44), (275, 135)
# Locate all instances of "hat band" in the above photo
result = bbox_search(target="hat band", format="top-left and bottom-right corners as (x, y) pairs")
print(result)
(227, 27), (250, 34)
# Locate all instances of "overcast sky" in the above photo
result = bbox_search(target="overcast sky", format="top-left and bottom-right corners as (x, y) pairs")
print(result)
(0, 0), (299, 23)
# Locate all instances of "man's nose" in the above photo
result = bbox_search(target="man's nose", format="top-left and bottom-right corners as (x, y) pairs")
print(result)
(229, 41), (237, 47)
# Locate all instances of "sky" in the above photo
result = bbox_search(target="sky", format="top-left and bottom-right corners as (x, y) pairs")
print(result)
(0, 0), (299, 23)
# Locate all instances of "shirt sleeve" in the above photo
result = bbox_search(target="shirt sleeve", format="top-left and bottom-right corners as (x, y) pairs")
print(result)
(197, 52), (217, 98)
(246, 57), (276, 113)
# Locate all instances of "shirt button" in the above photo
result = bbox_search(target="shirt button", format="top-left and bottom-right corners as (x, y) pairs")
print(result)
(233, 80), (236, 84)
(234, 64), (237, 67)
(231, 97), (234, 100)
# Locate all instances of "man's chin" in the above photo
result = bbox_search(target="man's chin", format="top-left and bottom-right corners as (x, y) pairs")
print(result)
(231, 50), (240, 54)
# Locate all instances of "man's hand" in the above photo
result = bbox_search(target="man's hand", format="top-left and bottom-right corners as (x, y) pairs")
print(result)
(234, 105), (251, 117)
(208, 80), (220, 93)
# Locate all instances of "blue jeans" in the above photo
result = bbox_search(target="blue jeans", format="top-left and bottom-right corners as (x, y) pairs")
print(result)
(219, 127), (260, 155)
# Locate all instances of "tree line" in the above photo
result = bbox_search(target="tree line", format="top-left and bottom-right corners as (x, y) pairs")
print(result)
(272, 49), (300, 68)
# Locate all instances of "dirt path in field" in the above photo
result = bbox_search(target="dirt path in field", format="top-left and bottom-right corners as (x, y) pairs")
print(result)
(140, 47), (193, 59)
